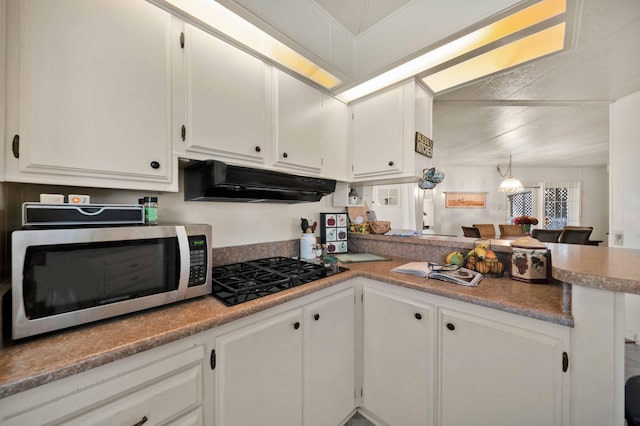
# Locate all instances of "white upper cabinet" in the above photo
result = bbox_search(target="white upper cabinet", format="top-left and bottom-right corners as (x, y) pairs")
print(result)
(273, 69), (323, 174)
(5, 0), (176, 191)
(350, 79), (432, 183)
(320, 94), (349, 181)
(174, 23), (271, 165)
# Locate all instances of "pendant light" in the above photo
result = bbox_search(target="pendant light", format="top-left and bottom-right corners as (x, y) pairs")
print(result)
(497, 155), (525, 192)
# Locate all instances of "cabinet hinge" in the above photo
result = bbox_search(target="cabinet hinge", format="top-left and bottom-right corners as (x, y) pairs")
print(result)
(11, 135), (19, 158)
(210, 349), (216, 370)
(361, 293), (364, 303)
(562, 351), (569, 373)
(361, 388), (363, 397)
(352, 112), (354, 120)
(181, 125), (186, 141)
(180, 32), (185, 49)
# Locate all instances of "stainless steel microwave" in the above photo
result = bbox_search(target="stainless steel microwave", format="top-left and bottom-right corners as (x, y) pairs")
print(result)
(10, 224), (212, 339)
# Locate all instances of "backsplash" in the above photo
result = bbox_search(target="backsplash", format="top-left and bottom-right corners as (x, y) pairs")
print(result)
(0, 179), (343, 279)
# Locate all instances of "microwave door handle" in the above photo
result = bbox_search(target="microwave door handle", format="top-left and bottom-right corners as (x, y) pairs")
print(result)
(176, 226), (190, 299)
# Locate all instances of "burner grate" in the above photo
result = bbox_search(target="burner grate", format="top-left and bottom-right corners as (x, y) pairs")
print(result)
(211, 257), (346, 306)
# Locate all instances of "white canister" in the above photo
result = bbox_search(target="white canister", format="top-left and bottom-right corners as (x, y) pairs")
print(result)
(300, 231), (316, 260)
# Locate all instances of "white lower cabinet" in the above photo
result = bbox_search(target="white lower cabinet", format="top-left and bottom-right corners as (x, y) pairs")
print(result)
(359, 279), (569, 426)
(303, 289), (356, 426)
(0, 340), (206, 425)
(215, 308), (304, 426)
(214, 286), (356, 426)
(438, 308), (568, 426)
(361, 284), (435, 426)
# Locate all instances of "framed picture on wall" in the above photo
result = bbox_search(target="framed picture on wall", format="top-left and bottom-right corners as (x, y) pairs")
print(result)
(444, 192), (487, 209)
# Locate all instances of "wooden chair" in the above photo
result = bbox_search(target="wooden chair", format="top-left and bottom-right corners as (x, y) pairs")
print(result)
(531, 229), (562, 243)
(472, 224), (496, 239)
(499, 224), (525, 238)
(559, 226), (593, 245)
(461, 226), (481, 238)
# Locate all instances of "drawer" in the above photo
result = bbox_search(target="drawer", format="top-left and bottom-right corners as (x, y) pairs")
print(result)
(2, 345), (204, 426)
(64, 364), (202, 426)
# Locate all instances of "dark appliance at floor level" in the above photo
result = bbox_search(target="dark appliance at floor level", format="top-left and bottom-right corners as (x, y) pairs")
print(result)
(212, 257), (347, 306)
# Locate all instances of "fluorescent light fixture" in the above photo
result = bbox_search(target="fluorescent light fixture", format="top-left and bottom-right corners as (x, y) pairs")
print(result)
(165, 0), (341, 89)
(337, 0), (566, 102)
(424, 23), (565, 92)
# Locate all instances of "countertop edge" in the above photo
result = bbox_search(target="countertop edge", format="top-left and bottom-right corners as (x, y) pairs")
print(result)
(0, 264), (571, 400)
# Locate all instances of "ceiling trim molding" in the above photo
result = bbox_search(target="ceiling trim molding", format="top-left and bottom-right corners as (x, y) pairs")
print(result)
(434, 100), (613, 106)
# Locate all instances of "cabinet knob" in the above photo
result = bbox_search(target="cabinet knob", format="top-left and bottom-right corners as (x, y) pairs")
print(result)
(314, 314), (320, 321)
(150, 161), (160, 169)
(255, 146), (261, 153)
(388, 161), (394, 166)
(293, 321), (300, 330)
(446, 322), (455, 331)
(283, 152), (288, 158)
(415, 313), (422, 320)
(132, 416), (149, 426)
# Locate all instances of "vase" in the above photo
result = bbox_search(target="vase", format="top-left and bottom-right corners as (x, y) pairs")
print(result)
(520, 224), (532, 235)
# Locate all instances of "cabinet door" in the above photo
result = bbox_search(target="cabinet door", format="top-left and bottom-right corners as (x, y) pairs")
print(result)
(321, 95), (349, 181)
(274, 70), (323, 173)
(13, 0), (174, 188)
(351, 86), (404, 178)
(362, 286), (434, 426)
(303, 288), (356, 426)
(215, 309), (303, 426)
(439, 309), (566, 426)
(180, 23), (268, 164)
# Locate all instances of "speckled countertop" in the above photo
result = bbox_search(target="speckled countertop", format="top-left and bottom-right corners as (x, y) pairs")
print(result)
(0, 255), (567, 400)
(2, 233), (638, 401)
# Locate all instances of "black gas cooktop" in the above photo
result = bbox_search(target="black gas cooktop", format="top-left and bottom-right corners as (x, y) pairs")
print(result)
(211, 256), (347, 306)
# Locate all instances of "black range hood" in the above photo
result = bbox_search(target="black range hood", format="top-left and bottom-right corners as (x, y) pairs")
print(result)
(183, 160), (336, 203)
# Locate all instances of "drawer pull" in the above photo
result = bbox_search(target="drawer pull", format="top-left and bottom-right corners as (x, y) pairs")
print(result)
(415, 313), (422, 320)
(314, 314), (320, 321)
(132, 416), (148, 426)
(446, 322), (455, 331)
(293, 321), (300, 330)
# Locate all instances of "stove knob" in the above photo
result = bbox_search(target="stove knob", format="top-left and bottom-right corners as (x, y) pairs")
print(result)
(293, 322), (300, 330)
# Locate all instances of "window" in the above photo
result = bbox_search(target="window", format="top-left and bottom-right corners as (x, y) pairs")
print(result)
(506, 191), (533, 223)
(375, 188), (400, 206)
(542, 182), (581, 229)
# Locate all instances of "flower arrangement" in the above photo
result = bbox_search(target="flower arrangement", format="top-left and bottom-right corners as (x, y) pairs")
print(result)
(513, 215), (539, 225)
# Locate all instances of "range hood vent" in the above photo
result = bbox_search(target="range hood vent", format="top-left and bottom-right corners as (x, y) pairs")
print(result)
(183, 160), (336, 203)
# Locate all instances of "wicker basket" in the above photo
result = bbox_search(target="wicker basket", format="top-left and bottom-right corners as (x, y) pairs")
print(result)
(368, 221), (391, 234)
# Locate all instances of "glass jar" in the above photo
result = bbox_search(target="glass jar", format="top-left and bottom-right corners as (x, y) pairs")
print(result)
(139, 196), (158, 225)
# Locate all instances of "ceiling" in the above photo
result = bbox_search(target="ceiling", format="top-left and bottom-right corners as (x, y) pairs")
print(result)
(217, 0), (640, 170)
(231, 0), (640, 168)
(313, 0), (413, 35)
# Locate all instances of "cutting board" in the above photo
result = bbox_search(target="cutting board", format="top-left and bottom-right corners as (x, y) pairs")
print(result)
(330, 253), (391, 263)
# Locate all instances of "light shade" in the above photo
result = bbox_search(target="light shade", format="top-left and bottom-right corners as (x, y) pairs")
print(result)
(498, 177), (525, 193)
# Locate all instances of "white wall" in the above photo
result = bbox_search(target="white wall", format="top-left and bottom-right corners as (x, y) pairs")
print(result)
(610, 90), (640, 342)
(5, 177), (347, 249)
(431, 165), (609, 240)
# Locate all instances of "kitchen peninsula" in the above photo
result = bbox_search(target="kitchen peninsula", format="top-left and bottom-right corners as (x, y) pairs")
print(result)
(0, 234), (636, 425)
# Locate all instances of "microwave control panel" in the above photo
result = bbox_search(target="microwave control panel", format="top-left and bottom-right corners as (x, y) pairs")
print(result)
(188, 235), (208, 286)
